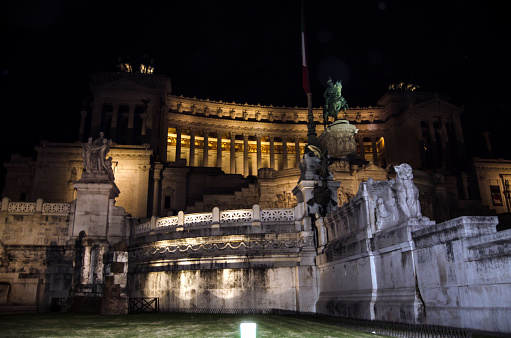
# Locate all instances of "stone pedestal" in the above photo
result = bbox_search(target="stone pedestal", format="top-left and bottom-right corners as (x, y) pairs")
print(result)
(73, 174), (120, 239)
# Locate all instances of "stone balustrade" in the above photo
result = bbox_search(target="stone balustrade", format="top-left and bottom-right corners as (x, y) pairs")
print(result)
(133, 205), (296, 236)
(0, 197), (72, 216)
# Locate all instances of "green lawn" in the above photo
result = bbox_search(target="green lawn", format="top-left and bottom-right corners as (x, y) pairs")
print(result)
(0, 312), (387, 337)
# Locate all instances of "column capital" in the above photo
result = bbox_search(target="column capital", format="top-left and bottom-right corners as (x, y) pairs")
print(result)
(243, 132), (249, 139)
(255, 133), (262, 139)
(230, 131), (236, 138)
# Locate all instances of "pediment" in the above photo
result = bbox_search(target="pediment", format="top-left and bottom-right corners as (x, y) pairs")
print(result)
(413, 96), (461, 113)
(94, 78), (156, 94)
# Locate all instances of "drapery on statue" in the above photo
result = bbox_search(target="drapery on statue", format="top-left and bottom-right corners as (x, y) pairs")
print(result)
(323, 77), (349, 126)
(81, 132), (114, 181)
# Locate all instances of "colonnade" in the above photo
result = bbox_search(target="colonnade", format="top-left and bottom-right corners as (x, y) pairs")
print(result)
(167, 128), (305, 176)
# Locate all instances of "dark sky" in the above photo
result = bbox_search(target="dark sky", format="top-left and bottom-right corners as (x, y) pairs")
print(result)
(1, 0), (510, 162)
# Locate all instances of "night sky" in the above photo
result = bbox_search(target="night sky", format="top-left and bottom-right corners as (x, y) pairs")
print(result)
(1, 0), (510, 164)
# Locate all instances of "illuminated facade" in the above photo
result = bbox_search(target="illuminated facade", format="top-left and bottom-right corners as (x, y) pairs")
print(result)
(69, 72), (470, 219)
(1, 72), (484, 221)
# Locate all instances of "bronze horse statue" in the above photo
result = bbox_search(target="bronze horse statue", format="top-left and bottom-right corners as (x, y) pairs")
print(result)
(323, 78), (349, 126)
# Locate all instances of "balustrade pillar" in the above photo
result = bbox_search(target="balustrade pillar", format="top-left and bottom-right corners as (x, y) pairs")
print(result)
(189, 128), (196, 166)
(203, 131), (209, 167)
(230, 132), (236, 174)
(243, 133), (249, 177)
(269, 135), (275, 170)
(217, 131), (223, 168)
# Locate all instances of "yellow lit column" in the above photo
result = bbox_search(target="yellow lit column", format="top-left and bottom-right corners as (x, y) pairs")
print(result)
(175, 127), (182, 162)
(230, 132), (236, 174)
(256, 133), (262, 169)
(269, 135), (275, 170)
(189, 128), (196, 166)
(282, 137), (288, 169)
(217, 131), (223, 168)
(203, 130), (209, 167)
(243, 133), (249, 177)
(295, 136), (301, 168)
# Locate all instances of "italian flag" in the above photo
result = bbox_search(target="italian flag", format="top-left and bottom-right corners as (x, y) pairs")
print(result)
(301, 1), (310, 94)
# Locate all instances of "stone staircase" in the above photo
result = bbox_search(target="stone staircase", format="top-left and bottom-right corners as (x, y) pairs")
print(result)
(186, 181), (259, 213)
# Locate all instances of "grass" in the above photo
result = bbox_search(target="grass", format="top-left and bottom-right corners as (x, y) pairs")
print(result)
(0, 312), (387, 337)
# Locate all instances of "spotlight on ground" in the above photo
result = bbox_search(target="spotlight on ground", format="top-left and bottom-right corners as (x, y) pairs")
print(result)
(240, 322), (256, 338)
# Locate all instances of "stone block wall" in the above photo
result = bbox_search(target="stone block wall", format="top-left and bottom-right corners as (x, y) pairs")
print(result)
(0, 199), (74, 306)
(129, 204), (318, 312)
(413, 216), (511, 333)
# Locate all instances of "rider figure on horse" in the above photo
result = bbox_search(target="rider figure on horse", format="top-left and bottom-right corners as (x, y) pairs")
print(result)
(323, 77), (349, 126)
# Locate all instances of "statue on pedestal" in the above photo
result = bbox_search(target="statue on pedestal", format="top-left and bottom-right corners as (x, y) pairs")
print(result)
(323, 77), (349, 126)
(81, 132), (114, 181)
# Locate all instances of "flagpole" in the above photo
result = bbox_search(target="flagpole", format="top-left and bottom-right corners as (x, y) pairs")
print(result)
(302, 0), (316, 146)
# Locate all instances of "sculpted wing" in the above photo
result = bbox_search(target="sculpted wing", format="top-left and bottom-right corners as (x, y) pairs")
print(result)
(366, 178), (391, 199)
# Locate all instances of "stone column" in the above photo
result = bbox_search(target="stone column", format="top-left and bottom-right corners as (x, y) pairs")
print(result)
(203, 130), (209, 167)
(439, 122), (449, 169)
(230, 132), (236, 174)
(358, 137), (365, 161)
(110, 104), (118, 141)
(127, 104), (135, 144)
(295, 137), (301, 168)
(152, 163), (163, 216)
(282, 137), (288, 169)
(243, 133), (249, 177)
(269, 135), (275, 170)
(371, 137), (378, 165)
(91, 101), (102, 137)
(256, 134), (262, 170)
(189, 128), (196, 166)
(454, 118), (467, 163)
(81, 243), (93, 285)
(79, 110), (87, 142)
(140, 113), (147, 136)
(175, 127), (182, 162)
(428, 120), (438, 167)
(217, 131), (223, 168)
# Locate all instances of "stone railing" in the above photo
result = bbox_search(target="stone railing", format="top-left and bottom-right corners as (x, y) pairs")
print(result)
(1, 197), (72, 216)
(133, 205), (297, 236)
